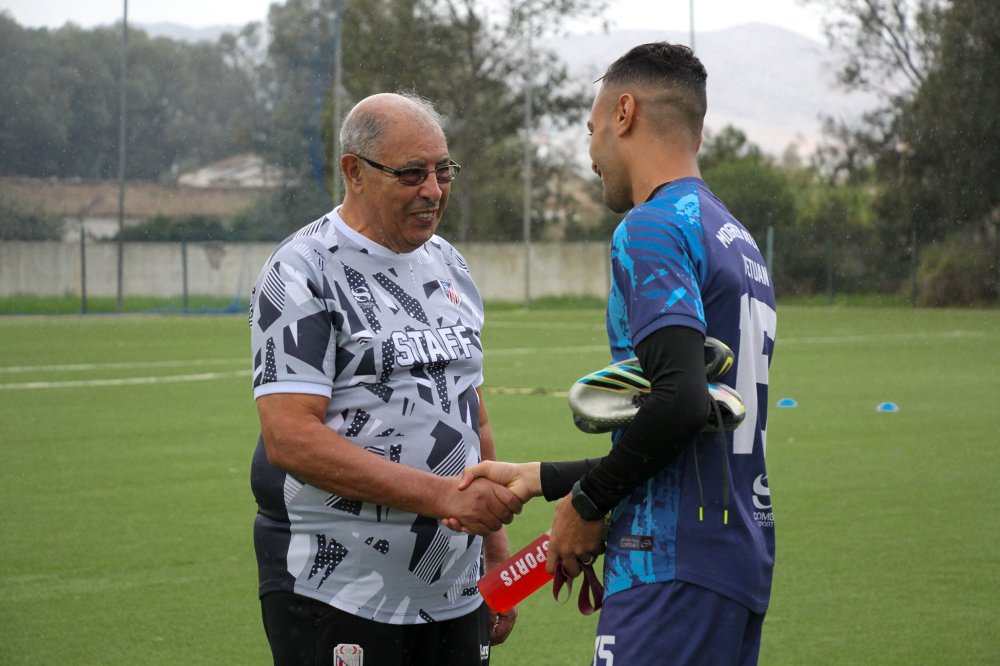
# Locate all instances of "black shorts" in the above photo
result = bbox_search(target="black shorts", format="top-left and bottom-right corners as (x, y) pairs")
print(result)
(260, 591), (491, 666)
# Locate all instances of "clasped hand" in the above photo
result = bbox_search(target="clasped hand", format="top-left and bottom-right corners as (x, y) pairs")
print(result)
(441, 461), (540, 534)
(442, 461), (604, 579)
(443, 473), (524, 536)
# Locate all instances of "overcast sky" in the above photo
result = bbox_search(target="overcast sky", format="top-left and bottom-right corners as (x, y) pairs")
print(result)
(1, 0), (830, 42)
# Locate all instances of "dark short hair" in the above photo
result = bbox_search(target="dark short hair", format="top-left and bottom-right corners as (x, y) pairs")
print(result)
(600, 42), (708, 136)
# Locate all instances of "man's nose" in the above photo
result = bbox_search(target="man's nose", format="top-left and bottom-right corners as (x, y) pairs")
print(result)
(418, 173), (444, 200)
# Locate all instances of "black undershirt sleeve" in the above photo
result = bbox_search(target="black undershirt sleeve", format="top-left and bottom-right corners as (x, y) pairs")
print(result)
(539, 325), (711, 508)
(540, 458), (602, 501)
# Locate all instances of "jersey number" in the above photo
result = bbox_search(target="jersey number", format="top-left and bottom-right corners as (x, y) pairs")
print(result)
(593, 635), (615, 665)
(733, 294), (777, 456)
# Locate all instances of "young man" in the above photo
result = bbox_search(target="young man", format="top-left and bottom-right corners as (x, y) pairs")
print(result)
(453, 43), (778, 664)
(249, 92), (519, 665)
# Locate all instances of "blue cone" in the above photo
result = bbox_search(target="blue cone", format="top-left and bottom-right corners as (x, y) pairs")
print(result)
(876, 402), (899, 413)
(776, 398), (798, 408)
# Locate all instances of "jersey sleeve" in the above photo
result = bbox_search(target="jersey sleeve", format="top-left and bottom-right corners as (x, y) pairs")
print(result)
(611, 194), (708, 348)
(250, 239), (337, 399)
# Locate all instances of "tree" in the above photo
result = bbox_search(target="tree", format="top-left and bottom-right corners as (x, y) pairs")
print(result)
(700, 126), (795, 241)
(810, 0), (939, 100)
(0, 188), (64, 240)
(808, 0), (1000, 303)
(115, 214), (231, 242)
(698, 126), (877, 298)
(906, 0), (1000, 227)
(257, 0), (607, 241)
(0, 16), (259, 181)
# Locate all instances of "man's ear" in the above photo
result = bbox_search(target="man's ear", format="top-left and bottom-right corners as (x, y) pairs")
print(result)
(615, 93), (637, 137)
(342, 154), (364, 192)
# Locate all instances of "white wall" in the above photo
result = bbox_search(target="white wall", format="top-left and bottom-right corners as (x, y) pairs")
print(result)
(0, 240), (611, 303)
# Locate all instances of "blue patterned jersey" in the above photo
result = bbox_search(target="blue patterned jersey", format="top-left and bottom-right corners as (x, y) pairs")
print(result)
(603, 177), (777, 613)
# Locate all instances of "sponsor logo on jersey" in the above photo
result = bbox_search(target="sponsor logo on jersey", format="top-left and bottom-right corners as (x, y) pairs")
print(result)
(391, 325), (477, 367)
(351, 283), (377, 308)
(617, 535), (654, 551)
(752, 474), (774, 528)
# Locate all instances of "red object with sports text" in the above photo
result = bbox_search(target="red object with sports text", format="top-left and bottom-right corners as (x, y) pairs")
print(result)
(478, 533), (552, 612)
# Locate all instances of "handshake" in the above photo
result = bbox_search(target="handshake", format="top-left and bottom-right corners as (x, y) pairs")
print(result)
(440, 461), (542, 535)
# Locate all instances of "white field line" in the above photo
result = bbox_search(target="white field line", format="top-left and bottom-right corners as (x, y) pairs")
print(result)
(0, 370), (251, 390)
(485, 321), (603, 330)
(777, 330), (986, 346)
(0, 329), (984, 391)
(490, 345), (607, 356)
(0, 358), (246, 374)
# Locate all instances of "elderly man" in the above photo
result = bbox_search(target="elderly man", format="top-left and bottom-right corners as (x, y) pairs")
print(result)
(249, 92), (518, 665)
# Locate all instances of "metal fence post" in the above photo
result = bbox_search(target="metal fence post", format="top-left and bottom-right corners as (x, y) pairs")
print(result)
(182, 240), (189, 314)
(80, 225), (88, 315)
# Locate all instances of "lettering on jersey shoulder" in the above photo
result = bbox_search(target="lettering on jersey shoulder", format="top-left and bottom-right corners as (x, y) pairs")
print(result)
(715, 222), (760, 250)
(391, 325), (478, 367)
(618, 534), (654, 551)
(742, 254), (771, 287)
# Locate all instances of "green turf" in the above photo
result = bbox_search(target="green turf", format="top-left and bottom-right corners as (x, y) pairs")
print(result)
(0, 294), (249, 315)
(0, 305), (997, 664)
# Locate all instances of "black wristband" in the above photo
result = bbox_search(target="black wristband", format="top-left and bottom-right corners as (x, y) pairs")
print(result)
(571, 479), (606, 521)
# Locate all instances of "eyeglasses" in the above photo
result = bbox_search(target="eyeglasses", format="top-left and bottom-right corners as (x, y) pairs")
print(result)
(355, 155), (461, 186)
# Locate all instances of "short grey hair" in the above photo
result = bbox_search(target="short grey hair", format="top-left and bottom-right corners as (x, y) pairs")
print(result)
(339, 91), (447, 160)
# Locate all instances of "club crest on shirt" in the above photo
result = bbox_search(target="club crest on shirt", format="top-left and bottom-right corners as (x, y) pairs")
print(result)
(334, 643), (363, 665)
(438, 277), (462, 307)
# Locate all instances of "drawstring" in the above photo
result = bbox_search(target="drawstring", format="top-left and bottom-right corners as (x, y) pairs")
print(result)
(711, 396), (732, 525)
(691, 440), (706, 522)
(694, 396), (731, 525)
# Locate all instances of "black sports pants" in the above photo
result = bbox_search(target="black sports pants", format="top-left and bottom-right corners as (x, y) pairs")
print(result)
(260, 591), (491, 665)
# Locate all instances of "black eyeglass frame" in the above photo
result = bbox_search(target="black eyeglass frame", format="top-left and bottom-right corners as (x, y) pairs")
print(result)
(354, 154), (461, 186)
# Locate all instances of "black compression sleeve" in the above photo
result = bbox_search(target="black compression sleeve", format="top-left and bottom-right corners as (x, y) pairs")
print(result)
(578, 325), (711, 512)
(540, 458), (602, 501)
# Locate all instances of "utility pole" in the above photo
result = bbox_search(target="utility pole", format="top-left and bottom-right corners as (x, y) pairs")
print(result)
(331, 0), (345, 204)
(689, 0), (695, 50)
(116, 0), (129, 312)
(522, 8), (534, 309)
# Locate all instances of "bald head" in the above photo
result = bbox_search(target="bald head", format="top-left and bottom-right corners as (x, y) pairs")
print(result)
(340, 92), (446, 161)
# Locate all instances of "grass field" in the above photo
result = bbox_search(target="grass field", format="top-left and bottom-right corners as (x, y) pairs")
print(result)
(1, 304), (998, 664)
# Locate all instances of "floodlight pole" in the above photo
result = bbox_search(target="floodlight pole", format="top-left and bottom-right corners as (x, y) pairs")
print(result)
(116, 0), (129, 312)
(689, 0), (695, 50)
(522, 10), (534, 309)
(331, 0), (345, 204)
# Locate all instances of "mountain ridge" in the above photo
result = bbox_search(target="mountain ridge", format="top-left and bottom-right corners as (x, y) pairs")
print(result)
(552, 24), (876, 156)
(141, 21), (876, 157)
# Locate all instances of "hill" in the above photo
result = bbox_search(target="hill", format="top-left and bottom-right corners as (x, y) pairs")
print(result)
(552, 24), (877, 157)
(140, 21), (878, 159)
